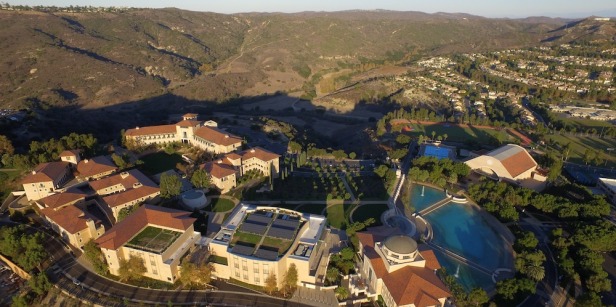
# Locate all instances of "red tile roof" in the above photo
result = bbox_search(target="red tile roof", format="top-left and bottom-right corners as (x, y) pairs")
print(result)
(194, 126), (242, 146)
(500, 150), (537, 178)
(95, 205), (196, 250)
(39, 191), (87, 209)
(41, 205), (100, 234)
(89, 169), (156, 192)
(125, 125), (176, 137)
(240, 147), (280, 162)
(176, 120), (201, 128)
(200, 161), (237, 179)
(21, 162), (70, 184)
(77, 156), (117, 178)
(102, 185), (160, 208)
(356, 227), (450, 307)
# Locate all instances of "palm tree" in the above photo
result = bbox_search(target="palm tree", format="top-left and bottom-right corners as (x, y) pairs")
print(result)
(525, 265), (545, 281)
(442, 133), (448, 142)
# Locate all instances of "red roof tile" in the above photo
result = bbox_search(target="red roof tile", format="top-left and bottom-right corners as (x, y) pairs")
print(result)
(21, 162), (70, 184)
(125, 125), (176, 137)
(39, 191), (86, 209)
(239, 147), (279, 162)
(500, 150), (537, 178)
(89, 169), (156, 192)
(41, 205), (100, 234)
(176, 120), (201, 128)
(95, 205), (196, 250)
(102, 185), (160, 208)
(194, 126), (242, 146)
(77, 156), (117, 178)
(200, 161), (236, 179)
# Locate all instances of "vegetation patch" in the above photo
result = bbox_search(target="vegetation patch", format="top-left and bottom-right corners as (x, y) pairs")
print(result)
(206, 198), (236, 212)
(139, 152), (183, 175)
(351, 204), (388, 226)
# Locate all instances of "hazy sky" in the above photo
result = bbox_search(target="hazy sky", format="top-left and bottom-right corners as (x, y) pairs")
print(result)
(6, 0), (616, 18)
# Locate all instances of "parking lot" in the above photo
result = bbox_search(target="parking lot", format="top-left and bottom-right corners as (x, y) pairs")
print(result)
(0, 262), (25, 306)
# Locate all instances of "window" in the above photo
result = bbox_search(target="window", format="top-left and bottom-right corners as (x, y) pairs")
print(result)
(263, 264), (269, 275)
(254, 276), (260, 283)
(242, 260), (248, 271)
(235, 271), (240, 278)
(253, 265), (259, 274)
(243, 273), (248, 280)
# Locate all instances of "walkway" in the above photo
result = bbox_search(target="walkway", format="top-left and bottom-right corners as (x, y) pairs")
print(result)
(418, 197), (453, 216)
(426, 242), (493, 276)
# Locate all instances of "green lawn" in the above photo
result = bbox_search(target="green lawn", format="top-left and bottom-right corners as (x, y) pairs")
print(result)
(554, 114), (614, 131)
(206, 198), (236, 212)
(404, 123), (514, 145)
(231, 231), (262, 247)
(244, 175), (347, 201)
(545, 134), (616, 167)
(326, 203), (357, 229)
(139, 152), (183, 175)
(348, 176), (389, 200)
(352, 204), (388, 226)
(261, 237), (293, 255)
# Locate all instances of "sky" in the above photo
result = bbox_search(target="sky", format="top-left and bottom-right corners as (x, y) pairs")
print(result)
(6, 0), (616, 18)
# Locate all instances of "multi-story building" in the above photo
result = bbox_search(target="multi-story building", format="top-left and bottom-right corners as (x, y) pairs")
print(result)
(464, 144), (546, 190)
(89, 169), (160, 222)
(198, 147), (280, 193)
(95, 205), (201, 283)
(37, 191), (105, 249)
(356, 227), (450, 307)
(76, 156), (118, 180)
(21, 162), (72, 201)
(209, 204), (327, 289)
(124, 114), (242, 154)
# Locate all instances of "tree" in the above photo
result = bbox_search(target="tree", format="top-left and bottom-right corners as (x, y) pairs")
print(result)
(326, 267), (340, 284)
(0, 135), (14, 156)
(191, 169), (211, 189)
(179, 262), (213, 288)
(515, 231), (539, 250)
(431, 131), (436, 140)
(11, 295), (29, 307)
(335, 286), (349, 300)
(117, 205), (139, 222)
(160, 172), (182, 199)
(264, 273), (278, 295)
(349, 152), (356, 160)
(396, 134), (411, 145)
(83, 240), (108, 275)
(118, 256), (146, 282)
(496, 278), (519, 300)
(28, 272), (51, 296)
(282, 263), (298, 296)
(111, 153), (129, 169)
(467, 288), (489, 306)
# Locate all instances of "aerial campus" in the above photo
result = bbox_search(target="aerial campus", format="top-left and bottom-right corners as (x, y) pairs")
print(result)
(1, 3), (616, 307)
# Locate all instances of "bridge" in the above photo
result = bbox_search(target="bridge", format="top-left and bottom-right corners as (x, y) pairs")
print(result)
(418, 197), (453, 216)
(426, 242), (493, 276)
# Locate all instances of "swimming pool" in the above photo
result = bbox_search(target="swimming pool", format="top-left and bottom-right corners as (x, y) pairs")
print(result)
(409, 184), (447, 212)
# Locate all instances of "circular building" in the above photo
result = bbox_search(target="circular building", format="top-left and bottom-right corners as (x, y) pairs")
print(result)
(382, 235), (419, 261)
(181, 189), (207, 210)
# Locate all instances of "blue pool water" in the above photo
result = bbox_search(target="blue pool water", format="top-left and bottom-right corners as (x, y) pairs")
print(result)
(412, 185), (511, 290)
(409, 185), (447, 212)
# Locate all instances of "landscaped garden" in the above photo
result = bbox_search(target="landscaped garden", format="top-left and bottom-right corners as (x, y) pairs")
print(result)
(206, 198), (236, 212)
(139, 152), (183, 175)
(326, 203), (357, 229)
(351, 204), (388, 226)
(244, 174), (349, 201)
(347, 175), (389, 200)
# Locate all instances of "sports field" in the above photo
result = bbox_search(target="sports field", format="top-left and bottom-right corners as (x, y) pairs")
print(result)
(404, 122), (515, 145)
(126, 226), (182, 254)
(545, 134), (616, 167)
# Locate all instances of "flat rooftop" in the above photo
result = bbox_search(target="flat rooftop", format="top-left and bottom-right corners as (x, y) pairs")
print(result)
(125, 226), (182, 254)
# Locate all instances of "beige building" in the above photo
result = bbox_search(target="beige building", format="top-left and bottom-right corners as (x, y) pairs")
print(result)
(89, 169), (160, 223)
(95, 205), (201, 283)
(356, 227), (450, 307)
(124, 114), (242, 154)
(59, 149), (82, 165)
(76, 156), (118, 180)
(37, 191), (105, 249)
(464, 144), (546, 190)
(198, 147), (280, 193)
(21, 162), (72, 201)
(209, 204), (327, 289)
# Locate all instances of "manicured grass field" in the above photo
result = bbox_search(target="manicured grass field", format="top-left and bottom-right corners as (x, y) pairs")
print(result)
(231, 231), (262, 247)
(554, 114), (613, 131)
(139, 152), (183, 175)
(127, 226), (181, 253)
(206, 198), (236, 212)
(351, 204), (389, 226)
(545, 134), (616, 167)
(405, 123), (514, 145)
(326, 203), (356, 229)
(348, 175), (389, 200)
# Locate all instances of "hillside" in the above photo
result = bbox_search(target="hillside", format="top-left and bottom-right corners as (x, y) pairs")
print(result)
(0, 8), (579, 112)
(542, 17), (616, 43)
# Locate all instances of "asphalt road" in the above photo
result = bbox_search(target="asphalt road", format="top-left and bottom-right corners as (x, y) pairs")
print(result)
(1, 221), (316, 306)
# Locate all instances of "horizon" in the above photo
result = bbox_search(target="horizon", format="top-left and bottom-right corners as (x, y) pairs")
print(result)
(4, 0), (616, 18)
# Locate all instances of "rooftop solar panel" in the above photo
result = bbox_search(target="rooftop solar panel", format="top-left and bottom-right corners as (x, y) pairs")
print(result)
(267, 226), (295, 240)
(246, 214), (273, 226)
(272, 219), (300, 230)
(254, 248), (278, 261)
(231, 244), (254, 256)
(239, 223), (267, 235)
